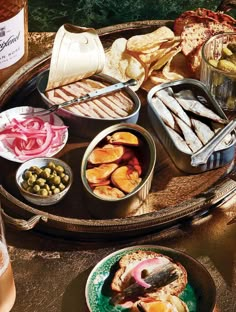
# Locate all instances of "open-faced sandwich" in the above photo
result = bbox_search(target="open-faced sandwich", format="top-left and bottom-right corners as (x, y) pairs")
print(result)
(110, 250), (189, 311)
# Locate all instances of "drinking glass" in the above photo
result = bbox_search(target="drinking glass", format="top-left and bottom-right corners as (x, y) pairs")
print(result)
(0, 206), (16, 312)
(200, 32), (236, 111)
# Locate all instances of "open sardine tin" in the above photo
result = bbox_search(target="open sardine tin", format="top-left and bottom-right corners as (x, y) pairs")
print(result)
(147, 79), (236, 174)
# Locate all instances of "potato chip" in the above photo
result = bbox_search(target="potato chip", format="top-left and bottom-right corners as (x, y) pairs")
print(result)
(150, 71), (169, 84)
(126, 26), (175, 52)
(162, 47), (184, 80)
(102, 38), (145, 91)
(138, 39), (180, 65)
(141, 78), (160, 92)
(102, 26), (191, 91)
(149, 45), (181, 74)
(167, 52), (192, 78)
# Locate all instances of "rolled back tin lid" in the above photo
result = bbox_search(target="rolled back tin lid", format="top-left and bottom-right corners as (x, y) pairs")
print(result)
(46, 24), (106, 91)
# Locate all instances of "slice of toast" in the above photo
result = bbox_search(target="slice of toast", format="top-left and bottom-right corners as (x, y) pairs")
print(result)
(111, 250), (187, 298)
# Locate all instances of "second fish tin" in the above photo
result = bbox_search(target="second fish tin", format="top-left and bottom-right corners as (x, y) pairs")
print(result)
(147, 79), (236, 174)
(81, 123), (156, 219)
(37, 70), (141, 139)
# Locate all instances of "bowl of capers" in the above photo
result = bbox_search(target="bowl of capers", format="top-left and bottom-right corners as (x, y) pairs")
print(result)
(15, 157), (73, 206)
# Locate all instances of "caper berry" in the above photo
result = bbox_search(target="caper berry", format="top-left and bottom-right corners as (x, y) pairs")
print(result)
(38, 189), (48, 196)
(62, 174), (69, 184)
(58, 183), (66, 191)
(29, 166), (42, 175)
(52, 176), (61, 186)
(53, 188), (60, 195)
(55, 165), (64, 174)
(33, 184), (41, 193)
(21, 181), (28, 190)
(27, 176), (36, 186)
(24, 170), (33, 179)
(48, 161), (56, 170)
(36, 178), (46, 187)
(40, 168), (51, 179)
(44, 184), (50, 191)
(26, 186), (34, 193)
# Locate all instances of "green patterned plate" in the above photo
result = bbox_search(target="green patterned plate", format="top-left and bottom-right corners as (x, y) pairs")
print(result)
(85, 245), (216, 312)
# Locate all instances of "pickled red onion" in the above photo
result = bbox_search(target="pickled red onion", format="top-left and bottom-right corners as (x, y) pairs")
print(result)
(131, 257), (170, 288)
(0, 116), (68, 161)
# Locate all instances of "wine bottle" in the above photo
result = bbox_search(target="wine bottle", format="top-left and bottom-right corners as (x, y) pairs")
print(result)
(0, 0), (28, 86)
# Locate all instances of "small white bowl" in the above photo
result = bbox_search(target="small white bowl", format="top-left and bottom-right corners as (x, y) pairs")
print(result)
(16, 157), (73, 206)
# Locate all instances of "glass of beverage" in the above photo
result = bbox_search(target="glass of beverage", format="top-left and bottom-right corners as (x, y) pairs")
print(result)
(0, 206), (16, 312)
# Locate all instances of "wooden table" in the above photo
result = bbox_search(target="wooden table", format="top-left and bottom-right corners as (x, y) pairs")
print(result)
(6, 196), (236, 312)
(2, 31), (236, 312)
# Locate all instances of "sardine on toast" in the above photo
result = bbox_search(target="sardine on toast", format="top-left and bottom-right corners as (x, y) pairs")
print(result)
(111, 263), (178, 305)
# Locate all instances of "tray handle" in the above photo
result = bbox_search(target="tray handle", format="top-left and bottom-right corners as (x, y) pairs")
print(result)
(1, 208), (48, 231)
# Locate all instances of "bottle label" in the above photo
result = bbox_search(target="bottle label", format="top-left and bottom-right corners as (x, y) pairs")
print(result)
(0, 8), (25, 69)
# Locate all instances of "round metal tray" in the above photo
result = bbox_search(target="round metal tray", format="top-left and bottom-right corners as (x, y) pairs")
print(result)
(1, 20), (236, 241)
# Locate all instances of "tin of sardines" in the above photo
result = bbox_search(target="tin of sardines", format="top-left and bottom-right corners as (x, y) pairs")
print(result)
(147, 79), (236, 173)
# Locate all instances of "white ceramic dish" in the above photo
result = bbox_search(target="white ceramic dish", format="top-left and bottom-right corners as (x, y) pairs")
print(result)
(0, 106), (68, 163)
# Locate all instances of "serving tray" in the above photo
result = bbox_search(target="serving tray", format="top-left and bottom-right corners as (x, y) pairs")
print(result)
(1, 20), (236, 241)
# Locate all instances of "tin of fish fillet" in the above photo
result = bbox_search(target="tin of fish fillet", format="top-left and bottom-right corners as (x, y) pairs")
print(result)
(81, 123), (156, 219)
(147, 78), (236, 174)
(37, 70), (141, 139)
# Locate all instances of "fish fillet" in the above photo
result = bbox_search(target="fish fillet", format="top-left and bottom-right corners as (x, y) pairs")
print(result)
(156, 88), (192, 127)
(152, 96), (177, 131)
(174, 89), (226, 124)
(191, 118), (215, 145)
(212, 122), (233, 150)
(174, 115), (203, 152)
(166, 125), (192, 154)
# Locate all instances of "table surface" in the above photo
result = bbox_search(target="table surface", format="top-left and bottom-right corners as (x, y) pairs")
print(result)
(3, 32), (236, 312)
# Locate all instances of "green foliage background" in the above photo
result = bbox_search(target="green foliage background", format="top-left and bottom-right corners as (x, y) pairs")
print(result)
(28, 0), (235, 31)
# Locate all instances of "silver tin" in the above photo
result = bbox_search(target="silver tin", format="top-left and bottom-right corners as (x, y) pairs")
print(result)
(37, 70), (141, 139)
(81, 123), (156, 219)
(147, 79), (236, 174)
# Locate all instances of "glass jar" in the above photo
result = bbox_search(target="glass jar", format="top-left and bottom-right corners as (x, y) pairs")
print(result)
(0, 0), (28, 86)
